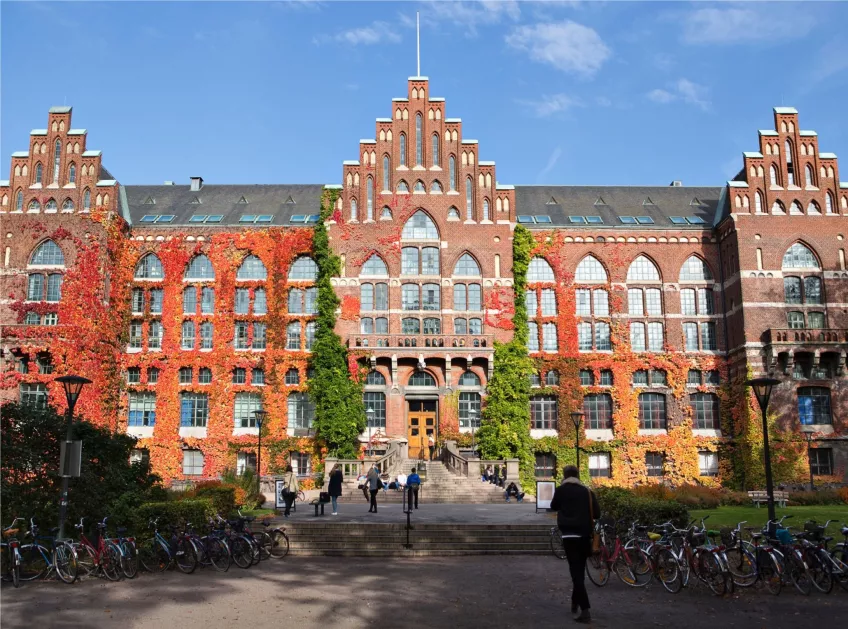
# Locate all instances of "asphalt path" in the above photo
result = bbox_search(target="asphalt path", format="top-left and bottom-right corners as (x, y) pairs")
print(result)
(2, 555), (847, 629)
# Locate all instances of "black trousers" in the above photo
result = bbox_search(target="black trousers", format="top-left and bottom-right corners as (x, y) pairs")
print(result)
(562, 537), (591, 611)
(407, 486), (419, 509)
(283, 491), (295, 516)
(369, 489), (379, 512)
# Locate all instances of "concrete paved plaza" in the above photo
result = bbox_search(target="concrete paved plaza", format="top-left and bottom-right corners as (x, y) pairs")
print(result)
(2, 555), (847, 629)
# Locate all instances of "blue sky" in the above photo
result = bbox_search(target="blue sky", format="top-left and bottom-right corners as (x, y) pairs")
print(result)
(3, 1), (847, 187)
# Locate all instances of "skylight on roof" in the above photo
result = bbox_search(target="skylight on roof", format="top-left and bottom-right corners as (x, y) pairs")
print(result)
(669, 217), (688, 225)
(619, 216), (638, 224)
(237, 196), (248, 204)
(239, 215), (256, 223)
(517, 215), (534, 224)
(140, 215), (157, 223)
(285, 196), (296, 204)
(190, 197), (201, 204)
(143, 196), (155, 205)
(290, 215), (307, 223)
(585, 216), (603, 224)
(207, 215), (223, 223)
(140, 214), (174, 223)
(569, 216), (587, 224)
(690, 197), (703, 206)
(534, 215), (552, 224)
(189, 214), (224, 224)
(158, 215), (175, 223)
(256, 215), (273, 223)
(189, 215), (207, 223)
(687, 216), (706, 225)
(635, 216), (654, 224)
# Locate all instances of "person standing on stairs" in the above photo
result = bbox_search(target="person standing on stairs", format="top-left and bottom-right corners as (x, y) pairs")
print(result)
(281, 464), (299, 518)
(328, 464), (343, 515)
(428, 434), (436, 461)
(406, 467), (421, 509)
(366, 465), (382, 513)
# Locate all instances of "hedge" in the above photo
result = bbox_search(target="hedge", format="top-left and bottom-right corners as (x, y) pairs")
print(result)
(134, 499), (215, 534)
(191, 486), (236, 516)
(595, 487), (689, 527)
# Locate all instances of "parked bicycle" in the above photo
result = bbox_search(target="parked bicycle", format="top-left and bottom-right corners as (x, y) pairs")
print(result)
(1, 518), (25, 588)
(15, 518), (79, 584)
(71, 517), (122, 581)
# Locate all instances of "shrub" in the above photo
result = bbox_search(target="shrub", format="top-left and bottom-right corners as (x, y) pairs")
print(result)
(595, 487), (689, 527)
(838, 487), (848, 505)
(134, 499), (214, 534)
(191, 485), (236, 516)
(788, 489), (844, 506)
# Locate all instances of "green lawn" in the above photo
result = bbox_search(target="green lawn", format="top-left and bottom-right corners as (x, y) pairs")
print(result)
(689, 505), (848, 531)
(236, 508), (276, 518)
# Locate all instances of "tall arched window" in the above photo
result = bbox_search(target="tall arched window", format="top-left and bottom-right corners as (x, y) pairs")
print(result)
(30, 240), (65, 266)
(68, 163), (76, 184)
(449, 155), (456, 191)
(366, 178), (374, 220)
(782, 243), (819, 269)
(770, 165), (778, 186)
(135, 254), (163, 279)
(465, 177), (473, 220)
(83, 188), (91, 211)
(53, 140), (61, 182)
(483, 199), (490, 221)
(454, 253), (481, 276)
(288, 256), (319, 280)
(399, 133), (407, 166)
(826, 192), (834, 214)
(35, 163), (43, 184)
(805, 164), (815, 187)
(185, 255), (215, 280)
(361, 254), (388, 276)
(575, 256), (607, 283)
(415, 113), (423, 166)
(237, 255), (267, 280)
(15, 190), (23, 212)
(350, 198), (358, 221)
(755, 191), (763, 213)
(527, 257), (555, 281)
(627, 255), (660, 281)
(382, 155), (390, 191)
(402, 211), (439, 239)
(785, 140), (795, 186)
(679, 256), (713, 281)
(432, 133), (440, 167)
(62, 199), (74, 211)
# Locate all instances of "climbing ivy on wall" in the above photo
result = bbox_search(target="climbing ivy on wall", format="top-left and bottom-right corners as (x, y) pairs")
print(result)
(309, 188), (366, 458)
(476, 225), (535, 489)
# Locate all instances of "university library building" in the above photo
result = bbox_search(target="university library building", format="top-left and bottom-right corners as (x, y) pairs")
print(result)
(1, 76), (846, 486)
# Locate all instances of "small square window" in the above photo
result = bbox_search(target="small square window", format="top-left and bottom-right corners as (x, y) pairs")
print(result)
(252, 368), (265, 385)
(698, 451), (719, 477)
(232, 368), (246, 384)
(599, 370), (613, 386)
(147, 367), (160, 384)
(632, 370), (648, 386)
(705, 371), (720, 385)
(126, 367), (141, 384)
(687, 369), (702, 386)
(178, 367), (193, 385)
(579, 370), (594, 386)
(645, 452), (664, 477)
(650, 369), (667, 386)
(589, 452), (611, 478)
(198, 367), (212, 384)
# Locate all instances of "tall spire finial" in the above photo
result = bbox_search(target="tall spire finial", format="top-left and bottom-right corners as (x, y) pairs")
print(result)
(416, 11), (421, 77)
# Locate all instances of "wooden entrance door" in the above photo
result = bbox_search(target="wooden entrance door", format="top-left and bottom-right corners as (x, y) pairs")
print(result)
(408, 400), (437, 460)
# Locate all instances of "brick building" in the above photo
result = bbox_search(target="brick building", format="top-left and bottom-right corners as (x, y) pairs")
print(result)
(2, 77), (846, 485)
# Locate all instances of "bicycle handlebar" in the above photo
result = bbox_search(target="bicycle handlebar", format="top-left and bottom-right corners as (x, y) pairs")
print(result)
(4, 517), (24, 531)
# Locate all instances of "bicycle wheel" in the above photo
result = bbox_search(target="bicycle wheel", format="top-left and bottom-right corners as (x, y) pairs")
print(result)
(631, 548), (654, 587)
(549, 529), (567, 560)
(255, 531), (274, 561)
(268, 529), (290, 559)
(120, 541), (138, 579)
(805, 549), (832, 594)
(174, 538), (198, 574)
(246, 536), (261, 566)
(785, 549), (811, 595)
(297, 490), (306, 503)
(230, 537), (252, 569)
(18, 544), (50, 581)
(53, 542), (78, 584)
(830, 547), (848, 592)
(206, 538), (231, 572)
(11, 551), (20, 588)
(724, 547), (757, 588)
(586, 549), (610, 587)
(100, 543), (122, 581)
(655, 548), (682, 594)
(695, 550), (727, 596)
(614, 550), (638, 586)
(757, 549), (782, 596)
(139, 539), (171, 573)
(72, 543), (97, 577)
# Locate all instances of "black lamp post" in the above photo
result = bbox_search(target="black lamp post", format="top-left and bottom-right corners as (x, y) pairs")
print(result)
(55, 374), (91, 540)
(570, 411), (585, 472)
(800, 425), (815, 490)
(746, 377), (781, 522)
(365, 407), (375, 456)
(253, 410), (268, 496)
(469, 409), (478, 455)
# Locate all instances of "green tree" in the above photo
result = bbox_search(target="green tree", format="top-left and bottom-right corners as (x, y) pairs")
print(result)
(476, 225), (535, 488)
(308, 189), (366, 458)
(1, 402), (160, 529)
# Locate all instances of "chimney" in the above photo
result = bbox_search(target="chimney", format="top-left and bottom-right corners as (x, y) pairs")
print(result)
(670, 180), (683, 187)
(164, 181), (175, 186)
(190, 176), (203, 191)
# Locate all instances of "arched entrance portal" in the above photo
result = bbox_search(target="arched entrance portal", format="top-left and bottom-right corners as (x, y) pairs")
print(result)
(406, 370), (438, 459)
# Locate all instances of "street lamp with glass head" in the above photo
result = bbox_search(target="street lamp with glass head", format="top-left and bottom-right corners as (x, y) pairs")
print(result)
(54, 374), (92, 539)
(800, 424), (816, 490)
(746, 376), (781, 521)
(253, 410), (269, 495)
(366, 407), (375, 456)
(570, 411), (585, 472)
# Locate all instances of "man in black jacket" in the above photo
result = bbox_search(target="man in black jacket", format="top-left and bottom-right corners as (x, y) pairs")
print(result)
(549, 465), (600, 624)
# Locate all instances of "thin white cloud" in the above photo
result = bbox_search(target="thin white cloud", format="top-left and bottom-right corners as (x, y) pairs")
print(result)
(646, 79), (710, 111)
(420, 0), (521, 36)
(315, 21), (401, 46)
(595, 96), (612, 107)
(537, 147), (563, 182)
(518, 94), (581, 117)
(506, 21), (611, 77)
(682, 6), (816, 45)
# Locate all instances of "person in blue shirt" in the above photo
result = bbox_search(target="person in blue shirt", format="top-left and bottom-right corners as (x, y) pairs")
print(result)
(406, 467), (421, 509)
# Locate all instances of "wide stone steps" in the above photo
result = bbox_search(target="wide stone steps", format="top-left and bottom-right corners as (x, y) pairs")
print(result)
(278, 523), (552, 557)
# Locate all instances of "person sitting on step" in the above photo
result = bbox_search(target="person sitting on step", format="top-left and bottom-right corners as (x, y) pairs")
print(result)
(504, 481), (525, 503)
(396, 471), (407, 492)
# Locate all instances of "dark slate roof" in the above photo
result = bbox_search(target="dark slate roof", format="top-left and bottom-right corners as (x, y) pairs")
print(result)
(513, 185), (723, 229)
(122, 184), (326, 226)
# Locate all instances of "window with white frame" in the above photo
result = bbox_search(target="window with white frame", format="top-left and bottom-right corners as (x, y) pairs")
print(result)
(527, 257), (555, 281)
(575, 256), (607, 283)
(288, 392), (315, 433)
(182, 449), (205, 476)
(237, 451), (257, 475)
(234, 392), (263, 428)
(128, 392), (156, 427)
(589, 452), (611, 478)
(691, 393), (719, 429)
(530, 395), (557, 430)
(627, 256), (660, 281)
(698, 451), (719, 477)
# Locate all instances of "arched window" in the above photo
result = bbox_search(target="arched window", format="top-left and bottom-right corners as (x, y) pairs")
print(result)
(68, 163), (76, 184)
(366, 370), (386, 386)
(627, 255), (660, 281)
(545, 370), (560, 386)
(45, 199), (57, 211)
(807, 201), (821, 215)
(772, 200), (785, 214)
(185, 255), (215, 280)
(575, 256), (607, 283)
(430, 180), (442, 193)
(237, 255), (267, 280)
(15, 190), (23, 211)
(288, 256), (319, 280)
(62, 199), (74, 211)
(798, 387), (831, 425)
(826, 192), (834, 214)
(782, 243), (819, 269)
(397, 180), (409, 193)
(453, 253), (481, 276)
(380, 206), (392, 219)
(415, 113), (423, 166)
(399, 132), (407, 166)
(402, 211), (439, 239)
(432, 133), (440, 167)
(755, 191), (763, 213)
(679, 256), (713, 281)
(366, 177), (373, 220)
(350, 198), (358, 221)
(28, 199), (41, 212)
(361, 254), (388, 276)
(447, 206), (460, 219)
(790, 200), (803, 214)
(785, 140), (795, 185)
(770, 164), (779, 186)
(465, 177), (473, 220)
(35, 163), (43, 184)
(805, 164), (815, 187)
(83, 188), (91, 211)
(30, 240), (65, 266)
(458, 371), (481, 386)
(53, 139), (61, 182)
(449, 155), (456, 191)
(414, 180), (426, 193)
(408, 371), (436, 387)
(528, 257), (555, 281)
(135, 254), (163, 279)
(483, 199), (490, 221)
(382, 155), (390, 191)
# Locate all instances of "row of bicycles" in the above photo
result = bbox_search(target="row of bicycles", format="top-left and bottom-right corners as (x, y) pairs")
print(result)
(552, 515), (848, 596)
(1, 511), (289, 588)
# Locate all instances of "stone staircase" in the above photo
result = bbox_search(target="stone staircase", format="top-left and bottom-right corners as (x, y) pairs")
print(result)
(281, 522), (552, 557)
(337, 460), (508, 504)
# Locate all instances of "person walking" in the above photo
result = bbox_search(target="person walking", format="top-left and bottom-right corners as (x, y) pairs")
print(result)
(366, 465), (381, 513)
(281, 464), (299, 518)
(428, 434), (436, 461)
(549, 465), (600, 624)
(328, 464), (343, 515)
(406, 467), (421, 510)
